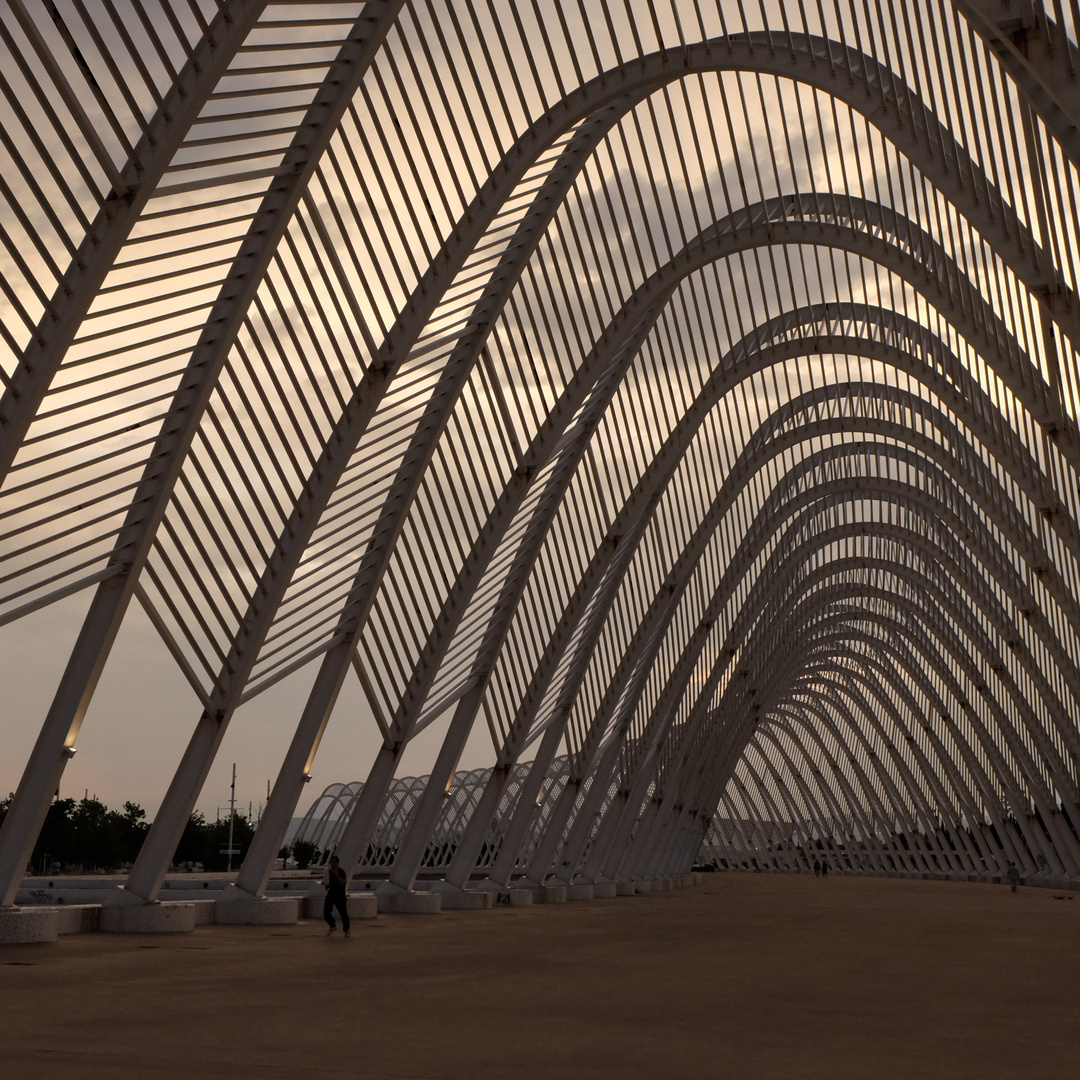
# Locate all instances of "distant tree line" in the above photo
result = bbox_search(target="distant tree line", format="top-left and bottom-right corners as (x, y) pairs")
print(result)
(0, 794), (272, 875)
(0, 794), (150, 874)
(172, 810), (256, 872)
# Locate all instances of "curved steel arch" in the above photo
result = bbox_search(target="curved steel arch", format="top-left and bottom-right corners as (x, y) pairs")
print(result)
(142, 191), (1054, 901)
(570, 425), (1075, 807)
(717, 589), (1079, 875)
(626, 494), (1071, 859)
(129, 38), (1080, 899)
(447, 380), (1080, 885)
(410, 282), (1071, 889)
(425, 328), (1058, 885)
(2, 2), (1080, 913)
(517, 452), (1070, 885)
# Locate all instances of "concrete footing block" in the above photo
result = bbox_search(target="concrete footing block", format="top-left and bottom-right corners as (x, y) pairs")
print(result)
(615, 881), (636, 896)
(632, 878), (653, 893)
(0, 907), (59, 944)
(376, 889), (441, 914)
(99, 901), (196, 934)
(214, 897), (299, 925)
(348, 894), (379, 919)
(592, 882), (617, 898)
(469, 880), (533, 907)
(56, 904), (99, 934)
(514, 882), (566, 903)
(192, 900), (216, 925)
(304, 894), (379, 921)
(430, 886), (492, 911)
(566, 883), (594, 901)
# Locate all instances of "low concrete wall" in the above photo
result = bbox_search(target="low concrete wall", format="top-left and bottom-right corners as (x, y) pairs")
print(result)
(492, 888), (532, 907)
(429, 886), (492, 911)
(0, 907), (59, 944)
(193, 900), (216, 926)
(215, 897), (300, 925)
(376, 889), (442, 914)
(56, 905), (100, 935)
(304, 894), (378, 921)
(2, 863), (708, 943)
(17, 888), (132, 906)
(99, 902), (196, 934)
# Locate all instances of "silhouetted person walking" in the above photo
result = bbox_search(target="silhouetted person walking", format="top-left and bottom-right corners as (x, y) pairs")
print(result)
(1006, 863), (1020, 893)
(324, 855), (350, 936)
(820, 859), (829, 878)
(813, 859), (821, 877)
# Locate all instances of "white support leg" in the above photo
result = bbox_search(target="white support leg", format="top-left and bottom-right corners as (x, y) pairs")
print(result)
(388, 688), (483, 892)
(234, 642), (352, 897)
(485, 723), (567, 887)
(125, 711), (228, 902)
(332, 745), (402, 877)
(0, 583), (131, 906)
(443, 766), (508, 890)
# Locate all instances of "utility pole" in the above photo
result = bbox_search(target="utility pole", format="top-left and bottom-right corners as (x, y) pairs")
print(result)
(227, 763), (236, 874)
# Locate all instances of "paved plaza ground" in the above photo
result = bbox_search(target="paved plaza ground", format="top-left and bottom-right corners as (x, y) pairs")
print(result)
(1, 872), (1077, 1078)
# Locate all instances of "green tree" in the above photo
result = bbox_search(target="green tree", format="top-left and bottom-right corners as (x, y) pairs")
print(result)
(291, 839), (319, 870)
(173, 811), (213, 868)
(206, 813), (255, 871)
(172, 811), (256, 870)
(117, 802), (150, 864)
(34, 797), (77, 871)
(70, 797), (121, 869)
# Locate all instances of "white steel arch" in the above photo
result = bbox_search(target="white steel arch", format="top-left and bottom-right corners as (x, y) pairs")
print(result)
(2, 0), (1080, 911)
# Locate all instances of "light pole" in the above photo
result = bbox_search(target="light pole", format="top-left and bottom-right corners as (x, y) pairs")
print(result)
(227, 764), (236, 874)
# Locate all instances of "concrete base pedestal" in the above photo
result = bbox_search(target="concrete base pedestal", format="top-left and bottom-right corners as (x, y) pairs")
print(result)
(192, 900), (216, 925)
(99, 901), (196, 934)
(511, 881), (566, 903)
(615, 881), (637, 896)
(428, 885), (492, 911)
(632, 878), (653, 893)
(592, 882), (618, 898)
(56, 905), (100, 934)
(472, 881), (533, 906)
(303, 894), (378, 921)
(348, 894), (379, 919)
(0, 907), (59, 944)
(494, 888), (533, 907)
(375, 887), (441, 914)
(214, 897), (300, 925)
(566, 883), (594, 901)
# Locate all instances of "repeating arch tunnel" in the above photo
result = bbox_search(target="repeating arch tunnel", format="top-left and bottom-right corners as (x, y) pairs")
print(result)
(1, 0), (1080, 908)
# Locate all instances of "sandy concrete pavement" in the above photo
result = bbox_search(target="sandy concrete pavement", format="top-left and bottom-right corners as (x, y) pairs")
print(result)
(1, 872), (1076, 1078)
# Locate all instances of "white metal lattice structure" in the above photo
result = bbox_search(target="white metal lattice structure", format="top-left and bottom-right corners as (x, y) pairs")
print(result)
(2, 0), (1080, 906)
